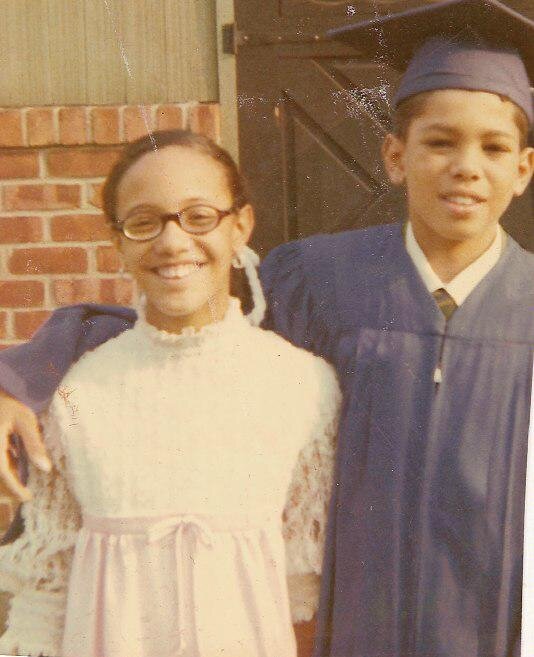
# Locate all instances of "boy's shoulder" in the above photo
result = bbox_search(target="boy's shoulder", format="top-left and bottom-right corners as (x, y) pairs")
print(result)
(501, 237), (534, 298)
(509, 238), (534, 267)
(274, 222), (400, 261)
(260, 223), (401, 293)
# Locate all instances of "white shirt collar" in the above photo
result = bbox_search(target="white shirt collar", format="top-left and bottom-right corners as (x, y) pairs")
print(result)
(405, 222), (503, 306)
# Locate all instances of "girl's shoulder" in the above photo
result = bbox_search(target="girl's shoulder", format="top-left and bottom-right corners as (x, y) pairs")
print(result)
(247, 328), (341, 434)
(249, 326), (339, 390)
(60, 325), (139, 385)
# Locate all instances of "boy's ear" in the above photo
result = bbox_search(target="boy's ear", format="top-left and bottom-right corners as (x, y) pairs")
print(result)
(382, 133), (406, 185)
(513, 146), (534, 197)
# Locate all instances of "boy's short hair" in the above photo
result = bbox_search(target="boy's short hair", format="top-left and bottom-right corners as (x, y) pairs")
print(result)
(392, 90), (530, 148)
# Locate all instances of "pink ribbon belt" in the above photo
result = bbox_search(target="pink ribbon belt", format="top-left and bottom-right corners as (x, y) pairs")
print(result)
(82, 512), (278, 656)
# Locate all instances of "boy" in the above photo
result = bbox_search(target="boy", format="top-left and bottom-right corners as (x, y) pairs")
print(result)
(0, 0), (533, 654)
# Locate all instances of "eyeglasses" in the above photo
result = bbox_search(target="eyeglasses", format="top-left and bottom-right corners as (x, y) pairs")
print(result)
(114, 204), (238, 241)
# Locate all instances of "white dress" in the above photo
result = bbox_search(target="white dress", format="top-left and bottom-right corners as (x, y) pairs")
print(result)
(0, 299), (340, 657)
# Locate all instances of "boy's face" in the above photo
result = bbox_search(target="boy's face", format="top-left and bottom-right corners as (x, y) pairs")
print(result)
(383, 89), (534, 247)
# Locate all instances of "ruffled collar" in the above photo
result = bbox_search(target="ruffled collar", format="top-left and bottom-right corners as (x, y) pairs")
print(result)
(133, 297), (250, 349)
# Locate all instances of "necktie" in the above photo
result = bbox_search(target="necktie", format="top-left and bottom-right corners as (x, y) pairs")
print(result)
(432, 287), (457, 321)
(432, 288), (457, 385)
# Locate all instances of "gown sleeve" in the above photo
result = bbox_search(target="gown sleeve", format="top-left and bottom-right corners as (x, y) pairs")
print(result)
(0, 303), (136, 414)
(260, 239), (336, 359)
(0, 408), (81, 657)
(282, 357), (341, 623)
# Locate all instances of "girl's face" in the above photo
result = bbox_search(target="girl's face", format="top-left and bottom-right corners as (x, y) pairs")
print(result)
(114, 146), (254, 333)
(383, 89), (534, 250)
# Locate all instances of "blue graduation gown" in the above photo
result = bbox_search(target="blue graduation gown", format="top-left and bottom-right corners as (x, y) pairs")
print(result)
(0, 304), (135, 414)
(259, 224), (534, 657)
(0, 223), (533, 656)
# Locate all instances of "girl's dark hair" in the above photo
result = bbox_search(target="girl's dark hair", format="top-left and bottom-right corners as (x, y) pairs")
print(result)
(102, 129), (248, 223)
(393, 91), (530, 148)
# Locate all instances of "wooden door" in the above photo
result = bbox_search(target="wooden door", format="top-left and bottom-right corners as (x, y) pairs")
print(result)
(235, 0), (534, 256)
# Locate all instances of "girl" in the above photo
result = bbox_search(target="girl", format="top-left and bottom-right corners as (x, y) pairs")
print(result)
(0, 130), (340, 657)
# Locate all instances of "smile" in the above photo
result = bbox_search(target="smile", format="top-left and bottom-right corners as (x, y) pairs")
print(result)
(446, 195), (483, 205)
(152, 263), (205, 280)
(440, 192), (485, 214)
(441, 192), (485, 205)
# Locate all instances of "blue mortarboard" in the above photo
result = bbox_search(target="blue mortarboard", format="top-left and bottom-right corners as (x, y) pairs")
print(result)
(329, 0), (533, 124)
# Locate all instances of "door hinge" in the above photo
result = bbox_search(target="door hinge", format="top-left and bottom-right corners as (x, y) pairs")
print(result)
(222, 23), (237, 55)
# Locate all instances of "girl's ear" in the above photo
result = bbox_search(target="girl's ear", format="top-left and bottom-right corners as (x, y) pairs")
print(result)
(108, 223), (127, 270)
(108, 220), (121, 249)
(382, 133), (406, 185)
(232, 204), (255, 250)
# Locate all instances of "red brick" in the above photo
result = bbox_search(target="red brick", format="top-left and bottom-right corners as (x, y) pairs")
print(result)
(96, 245), (121, 272)
(100, 278), (134, 305)
(9, 247), (87, 274)
(0, 312), (6, 339)
(91, 107), (120, 144)
(0, 280), (44, 307)
(0, 151), (39, 179)
(156, 105), (185, 131)
(26, 108), (56, 146)
(189, 104), (220, 142)
(13, 310), (52, 340)
(59, 107), (87, 145)
(53, 278), (100, 305)
(50, 214), (111, 242)
(46, 147), (121, 178)
(88, 182), (104, 209)
(123, 106), (153, 142)
(3, 184), (81, 211)
(0, 110), (23, 147)
(0, 216), (43, 243)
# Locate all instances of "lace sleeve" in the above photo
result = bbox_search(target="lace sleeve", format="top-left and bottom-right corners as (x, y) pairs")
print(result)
(0, 408), (81, 657)
(283, 359), (341, 622)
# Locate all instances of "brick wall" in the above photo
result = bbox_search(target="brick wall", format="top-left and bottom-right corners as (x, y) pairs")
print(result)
(0, 102), (220, 349)
(0, 102), (220, 533)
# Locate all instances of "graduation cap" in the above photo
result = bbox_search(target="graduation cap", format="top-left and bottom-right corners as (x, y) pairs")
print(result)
(328, 0), (533, 124)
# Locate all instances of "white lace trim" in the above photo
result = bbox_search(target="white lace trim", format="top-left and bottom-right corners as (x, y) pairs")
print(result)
(0, 588), (66, 656)
(0, 410), (80, 655)
(134, 295), (249, 350)
(283, 358), (341, 620)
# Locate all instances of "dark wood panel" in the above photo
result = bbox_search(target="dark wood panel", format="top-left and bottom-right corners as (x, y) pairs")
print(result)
(236, 0), (451, 38)
(284, 99), (375, 236)
(236, 46), (287, 256)
(236, 0), (534, 33)
(279, 0), (424, 19)
(280, 57), (389, 167)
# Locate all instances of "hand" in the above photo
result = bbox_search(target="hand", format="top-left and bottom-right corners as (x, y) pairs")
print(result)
(0, 390), (51, 502)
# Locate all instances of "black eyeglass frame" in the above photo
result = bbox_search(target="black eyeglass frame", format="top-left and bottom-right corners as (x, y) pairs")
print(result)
(112, 204), (239, 241)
